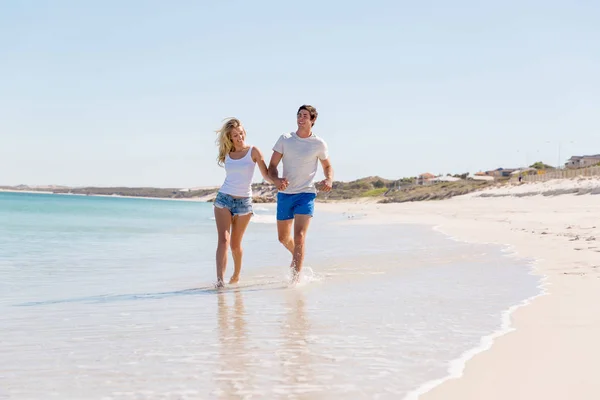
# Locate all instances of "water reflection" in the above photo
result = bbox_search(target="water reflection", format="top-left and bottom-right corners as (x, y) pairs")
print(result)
(278, 290), (315, 394)
(216, 290), (253, 398)
(213, 288), (321, 398)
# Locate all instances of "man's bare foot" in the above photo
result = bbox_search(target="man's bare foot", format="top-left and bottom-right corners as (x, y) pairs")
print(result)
(289, 269), (300, 285)
(228, 275), (240, 284)
(215, 279), (225, 289)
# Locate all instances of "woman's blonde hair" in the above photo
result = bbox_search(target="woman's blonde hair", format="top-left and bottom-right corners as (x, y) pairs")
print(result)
(215, 117), (243, 167)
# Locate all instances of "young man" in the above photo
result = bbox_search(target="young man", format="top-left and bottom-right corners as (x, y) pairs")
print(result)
(268, 104), (334, 282)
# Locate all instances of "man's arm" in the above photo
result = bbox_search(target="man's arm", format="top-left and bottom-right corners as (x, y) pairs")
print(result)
(268, 151), (288, 190)
(318, 158), (334, 192)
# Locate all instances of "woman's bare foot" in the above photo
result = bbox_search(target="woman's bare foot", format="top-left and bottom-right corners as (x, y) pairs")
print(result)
(228, 274), (240, 284)
(215, 279), (225, 289)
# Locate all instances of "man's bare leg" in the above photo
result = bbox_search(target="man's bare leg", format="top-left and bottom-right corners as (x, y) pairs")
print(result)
(277, 219), (295, 254)
(229, 213), (252, 284)
(290, 215), (312, 282)
(277, 219), (296, 280)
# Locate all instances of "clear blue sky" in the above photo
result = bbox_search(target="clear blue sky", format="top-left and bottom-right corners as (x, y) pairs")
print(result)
(1, 0), (599, 187)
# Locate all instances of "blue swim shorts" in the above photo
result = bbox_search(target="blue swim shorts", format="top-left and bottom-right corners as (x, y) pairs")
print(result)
(214, 192), (253, 216)
(276, 192), (317, 221)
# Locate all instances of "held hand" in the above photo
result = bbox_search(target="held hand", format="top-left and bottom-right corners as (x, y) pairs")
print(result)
(318, 179), (333, 192)
(280, 178), (289, 191)
(275, 178), (289, 191)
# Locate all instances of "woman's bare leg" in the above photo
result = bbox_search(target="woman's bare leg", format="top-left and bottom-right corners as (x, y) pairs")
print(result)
(229, 213), (252, 284)
(214, 206), (232, 287)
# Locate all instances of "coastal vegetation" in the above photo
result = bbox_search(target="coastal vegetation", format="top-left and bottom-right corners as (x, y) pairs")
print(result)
(530, 161), (555, 170)
(378, 180), (492, 203)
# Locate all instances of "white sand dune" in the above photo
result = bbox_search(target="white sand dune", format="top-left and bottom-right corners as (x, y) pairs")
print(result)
(470, 176), (600, 197)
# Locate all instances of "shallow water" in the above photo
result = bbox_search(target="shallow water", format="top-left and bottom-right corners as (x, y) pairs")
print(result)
(0, 192), (540, 399)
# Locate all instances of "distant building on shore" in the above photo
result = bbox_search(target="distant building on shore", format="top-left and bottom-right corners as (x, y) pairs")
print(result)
(484, 168), (518, 178)
(417, 172), (436, 185)
(565, 155), (600, 169)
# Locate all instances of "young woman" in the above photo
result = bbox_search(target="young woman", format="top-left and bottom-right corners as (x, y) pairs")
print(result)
(213, 118), (277, 288)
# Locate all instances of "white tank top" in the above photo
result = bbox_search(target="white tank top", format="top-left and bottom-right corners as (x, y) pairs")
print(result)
(219, 147), (256, 197)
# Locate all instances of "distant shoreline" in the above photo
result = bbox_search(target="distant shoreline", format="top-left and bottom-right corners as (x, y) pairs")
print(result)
(0, 188), (216, 203)
(0, 188), (55, 194)
(0, 177), (494, 204)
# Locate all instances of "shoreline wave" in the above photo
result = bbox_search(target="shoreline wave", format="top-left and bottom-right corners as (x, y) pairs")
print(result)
(402, 225), (548, 400)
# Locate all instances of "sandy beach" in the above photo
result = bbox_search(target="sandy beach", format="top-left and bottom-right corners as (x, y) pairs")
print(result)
(320, 177), (600, 400)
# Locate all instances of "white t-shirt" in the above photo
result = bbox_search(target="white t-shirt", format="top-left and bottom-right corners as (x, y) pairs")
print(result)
(272, 132), (329, 194)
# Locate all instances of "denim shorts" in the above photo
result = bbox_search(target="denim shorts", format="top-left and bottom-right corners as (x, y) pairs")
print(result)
(276, 192), (317, 221)
(214, 192), (253, 216)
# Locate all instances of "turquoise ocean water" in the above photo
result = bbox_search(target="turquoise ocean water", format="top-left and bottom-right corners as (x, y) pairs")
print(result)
(0, 192), (540, 399)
